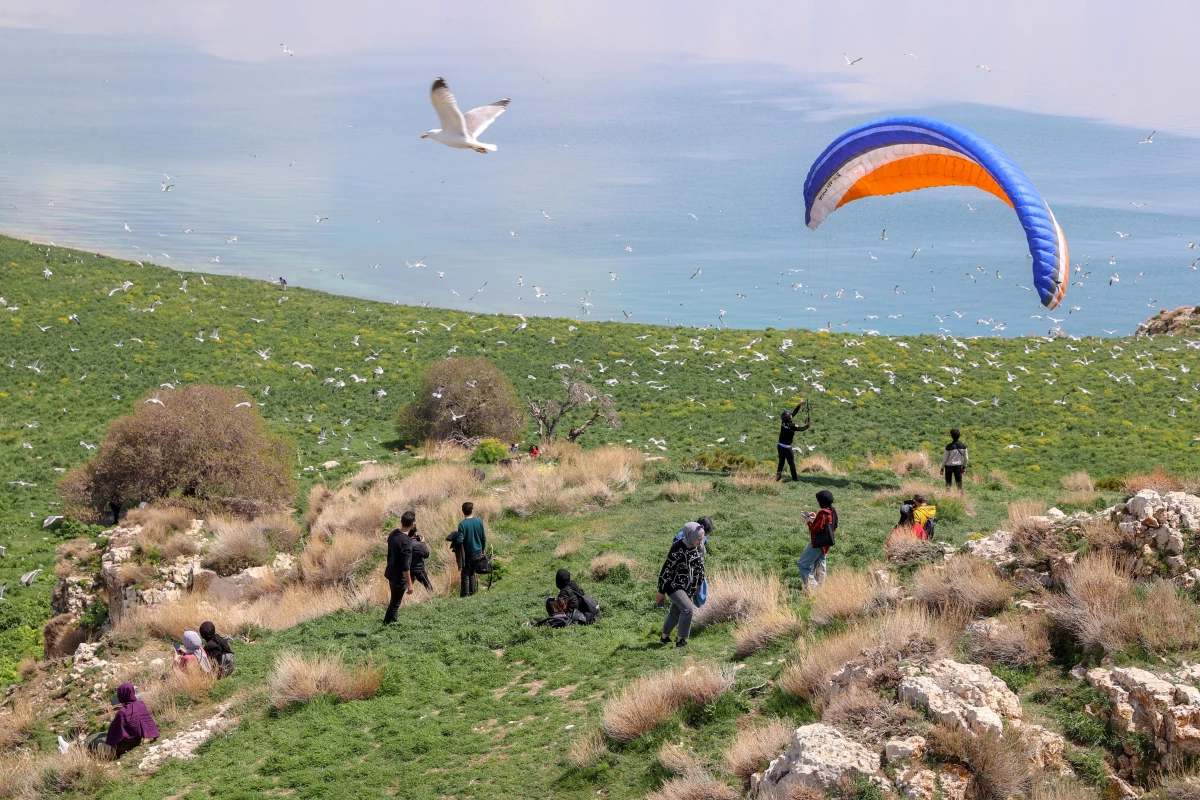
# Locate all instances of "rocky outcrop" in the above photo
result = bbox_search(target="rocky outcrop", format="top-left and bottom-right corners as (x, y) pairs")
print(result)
(1136, 304), (1200, 337)
(1086, 666), (1200, 773)
(898, 659), (1022, 736)
(1109, 490), (1200, 583)
(138, 701), (237, 773)
(750, 724), (882, 800)
(960, 530), (1015, 566)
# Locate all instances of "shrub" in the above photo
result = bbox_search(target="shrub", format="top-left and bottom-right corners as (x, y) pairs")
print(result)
(590, 552), (638, 581)
(566, 729), (606, 769)
(525, 365), (620, 443)
(686, 449), (758, 474)
(203, 515), (270, 575)
(733, 609), (800, 659)
(645, 461), (677, 484)
(0, 699), (35, 750)
(268, 652), (382, 708)
(395, 357), (524, 445)
(928, 724), (1031, 800)
(61, 385), (295, 522)
(645, 771), (739, 800)
(471, 438), (508, 465)
(1093, 476), (1123, 492)
(726, 717), (794, 782)
(912, 555), (1012, 617)
(601, 663), (734, 742)
(822, 685), (915, 737)
(967, 613), (1051, 668)
(808, 570), (883, 625)
(1123, 468), (1182, 495)
(657, 741), (699, 774)
(695, 567), (784, 626)
(1061, 471), (1095, 492)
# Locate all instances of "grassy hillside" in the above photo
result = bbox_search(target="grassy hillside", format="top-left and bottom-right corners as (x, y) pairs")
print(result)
(0, 233), (1197, 798)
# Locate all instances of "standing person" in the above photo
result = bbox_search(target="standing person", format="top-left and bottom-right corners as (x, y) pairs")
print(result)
(383, 512), (415, 624)
(407, 517), (433, 591)
(456, 501), (487, 597)
(656, 522), (706, 648)
(798, 490), (837, 589)
(942, 428), (969, 492)
(775, 400), (811, 482)
(198, 621), (235, 676)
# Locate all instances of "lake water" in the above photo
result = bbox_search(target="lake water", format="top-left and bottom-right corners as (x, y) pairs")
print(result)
(1, 5), (1198, 336)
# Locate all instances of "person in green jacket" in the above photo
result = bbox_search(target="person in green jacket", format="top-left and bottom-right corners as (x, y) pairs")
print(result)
(456, 501), (487, 597)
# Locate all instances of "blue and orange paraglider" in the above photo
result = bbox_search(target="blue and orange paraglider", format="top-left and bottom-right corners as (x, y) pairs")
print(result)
(803, 116), (1068, 309)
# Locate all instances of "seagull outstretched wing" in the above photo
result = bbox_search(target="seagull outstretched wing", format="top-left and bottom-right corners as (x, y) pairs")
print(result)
(430, 78), (467, 137)
(464, 99), (511, 138)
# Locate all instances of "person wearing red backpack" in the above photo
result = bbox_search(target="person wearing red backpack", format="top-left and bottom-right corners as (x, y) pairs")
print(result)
(798, 490), (837, 588)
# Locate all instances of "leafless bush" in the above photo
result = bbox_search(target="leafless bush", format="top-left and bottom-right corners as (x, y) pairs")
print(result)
(808, 570), (883, 625)
(913, 556), (1012, 617)
(967, 613), (1051, 668)
(726, 717), (794, 783)
(61, 384), (295, 522)
(566, 729), (606, 769)
(268, 652), (382, 708)
(395, 357), (525, 445)
(525, 365), (620, 443)
(601, 663), (734, 742)
(822, 685), (916, 739)
(1123, 468), (1183, 495)
(203, 515), (270, 575)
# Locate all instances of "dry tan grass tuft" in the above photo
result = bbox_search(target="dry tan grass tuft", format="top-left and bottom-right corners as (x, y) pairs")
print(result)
(0, 748), (113, 798)
(160, 533), (201, 561)
(645, 770), (740, 800)
(730, 470), (778, 492)
(127, 505), (194, 547)
(144, 663), (219, 718)
(16, 658), (36, 680)
(928, 724), (1030, 800)
(781, 623), (875, 703)
(566, 729), (607, 769)
(304, 484), (333, 529)
(268, 652), (382, 708)
(1031, 777), (1099, 800)
(657, 741), (700, 775)
(822, 684), (916, 736)
(1123, 468), (1183, 495)
(254, 513), (304, 553)
(659, 481), (710, 503)
(300, 534), (381, 587)
(119, 562), (154, 587)
(347, 463), (391, 491)
(554, 535), (583, 558)
(726, 717), (794, 783)
(889, 450), (937, 478)
(601, 663), (734, 742)
(733, 609), (800, 659)
(885, 527), (938, 566)
(418, 438), (471, 462)
(1078, 518), (1124, 552)
(0, 699), (36, 751)
(590, 552), (638, 581)
(1159, 776), (1200, 800)
(797, 454), (845, 475)
(695, 567), (785, 626)
(1060, 471), (1095, 492)
(913, 556), (1012, 617)
(203, 515), (270, 575)
(808, 570), (882, 625)
(988, 469), (1016, 489)
(872, 479), (939, 505)
(967, 613), (1051, 668)
(1057, 490), (1100, 508)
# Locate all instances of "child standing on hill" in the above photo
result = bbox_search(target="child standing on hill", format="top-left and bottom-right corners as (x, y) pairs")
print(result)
(942, 428), (968, 492)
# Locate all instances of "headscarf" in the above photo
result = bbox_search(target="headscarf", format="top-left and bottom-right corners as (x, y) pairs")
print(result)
(182, 630), (211, 672)
(199, 621), (231, 656)
(815, 490), (838, 529)
(555, 568), (573, 591)
(681, 521), (704, 548)
(106, 683), (159, 747)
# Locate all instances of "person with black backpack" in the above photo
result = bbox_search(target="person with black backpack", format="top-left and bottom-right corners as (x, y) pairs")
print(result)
(407, 523), (433, 591)
(941, 428), (969, 492)
(798, 490), (837, 589)
(198, 621), (235, 677)
(542, 569), (601, 625)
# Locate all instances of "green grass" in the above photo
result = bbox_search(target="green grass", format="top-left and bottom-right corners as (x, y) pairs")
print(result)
(0, 232), (1197, 797)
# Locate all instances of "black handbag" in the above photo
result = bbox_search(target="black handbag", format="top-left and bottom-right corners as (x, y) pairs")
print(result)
(473, 549), (494, 574)
(811, 518), (836, 550)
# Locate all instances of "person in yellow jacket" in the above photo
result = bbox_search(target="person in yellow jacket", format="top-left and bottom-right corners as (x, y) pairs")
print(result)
(911, 493), (937, 539)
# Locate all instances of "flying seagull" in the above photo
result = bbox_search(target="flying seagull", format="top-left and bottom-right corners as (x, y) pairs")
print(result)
(1139, 130), (1155, 144)
(421, 77), (510, 153)
(844, 53), (863, 65)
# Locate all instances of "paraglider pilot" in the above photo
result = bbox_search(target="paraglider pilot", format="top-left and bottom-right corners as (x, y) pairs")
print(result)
(776, 400), (810, 482)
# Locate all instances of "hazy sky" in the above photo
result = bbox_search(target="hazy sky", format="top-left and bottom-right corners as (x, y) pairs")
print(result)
(3, 1), (1196, 135)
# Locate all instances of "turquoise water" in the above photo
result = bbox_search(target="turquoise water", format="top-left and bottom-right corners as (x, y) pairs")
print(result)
(0, 25), (1197, 336)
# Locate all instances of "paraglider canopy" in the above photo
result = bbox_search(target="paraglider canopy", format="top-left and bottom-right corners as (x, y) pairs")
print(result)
(802, 116), (1068, 309)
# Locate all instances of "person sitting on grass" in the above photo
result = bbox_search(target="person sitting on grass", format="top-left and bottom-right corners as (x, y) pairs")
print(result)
(894, 504), (927, 540)
(942, 428), (969, 492)
(911, 494), (937, 539)
(88, 683), (159, 759)
(199, 621), (235, 676)
(174, 631), (210, 672)
(656, 522), (706, 648)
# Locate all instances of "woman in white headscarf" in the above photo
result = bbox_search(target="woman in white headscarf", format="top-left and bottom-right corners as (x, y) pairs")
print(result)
(174, 630), (212, 673)
(655, 522), (706, 648)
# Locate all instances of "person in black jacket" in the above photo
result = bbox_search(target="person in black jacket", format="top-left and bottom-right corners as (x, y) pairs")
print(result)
(383, 511), (415, 624)
(941, 428), (969, 492)
(776, 400), (811, 482)
(546, 568), (585, 617)
(656, 522), (706, 647)
(198, 621), (235, 676)
(407, 523), (433, 591)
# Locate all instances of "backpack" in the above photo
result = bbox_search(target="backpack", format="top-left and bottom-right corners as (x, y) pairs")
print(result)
(217, 651), (235, 677)
(923, 518), (937, 540)
(578, 593), (602, 624)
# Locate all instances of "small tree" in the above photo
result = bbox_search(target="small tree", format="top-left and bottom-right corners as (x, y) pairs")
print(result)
(61, 385), (295, 522)
(396, 357), (525, 445)
(526, 366), (620, 443)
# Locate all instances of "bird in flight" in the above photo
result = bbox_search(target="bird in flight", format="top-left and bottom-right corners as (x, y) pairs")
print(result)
(690, 268), (702, 279)
(161, 181), (174, 191)
(421, 77), (510, 154)
(880, 229), (887, 240)
(976, 64), (991, 72)
(844, 53), (863, 65)
(1115, 231), (1130, 238)
(280, 43), (293, 56)
(124, 222), (132, 233)
(1139, 131), (1155, 144)
(315, 215), (329, 223)
(1130, 202), (1146, 208)
(903, 53), (918, 59)
(911, 247), (920, 258)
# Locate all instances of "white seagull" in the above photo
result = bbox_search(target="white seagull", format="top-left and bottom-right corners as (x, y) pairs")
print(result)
(421, 77), (510, 154)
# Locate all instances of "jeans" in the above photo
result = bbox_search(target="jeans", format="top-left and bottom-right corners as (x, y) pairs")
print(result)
(383, 577), (407, 624)
(662, 589), (697, 642)
(944, 465), (963, 490)
(460, 553), (479, 597)
(776, 445), (797, 480)
(410, 570), (432, 591)
(797, 544), (826, 588)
